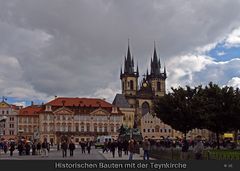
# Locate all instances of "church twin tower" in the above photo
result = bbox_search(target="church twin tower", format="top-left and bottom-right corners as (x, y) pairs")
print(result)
(120, 42), (167, 124)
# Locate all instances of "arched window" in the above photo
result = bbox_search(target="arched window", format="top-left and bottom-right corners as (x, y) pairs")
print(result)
(157, 81), (161, 91)
(130, 80), (134, 90)
(155, 125), (160, 132)
(142, 102), (150, 116)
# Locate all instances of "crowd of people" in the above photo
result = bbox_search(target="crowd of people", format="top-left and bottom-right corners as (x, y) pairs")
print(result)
(1, 136), (237, 160)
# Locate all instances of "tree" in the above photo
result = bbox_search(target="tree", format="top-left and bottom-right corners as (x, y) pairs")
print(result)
(201, 83), (235, 149)
(154, 86), (201, 137)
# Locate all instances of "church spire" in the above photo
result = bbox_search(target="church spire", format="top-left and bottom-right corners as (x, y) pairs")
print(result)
(136, 62), (139, 77)
(122, 39), (136, 75)
(150, 41), (161, 76)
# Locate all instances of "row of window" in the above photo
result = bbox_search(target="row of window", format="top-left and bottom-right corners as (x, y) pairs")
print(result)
(2, 123), (15, 128)
(143, 128), (172, 133)
(123, 81), (162, 91)
(43, 115), (121, 122)
(0, 130), (15, 135)
(42, 124), (120, 133)
(1, 110), (10, 115)
(19, 117), (38, 123)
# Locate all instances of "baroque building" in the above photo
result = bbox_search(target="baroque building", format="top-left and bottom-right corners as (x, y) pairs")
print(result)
(39, 97), (123, 144)
(0, 99), (20, 140)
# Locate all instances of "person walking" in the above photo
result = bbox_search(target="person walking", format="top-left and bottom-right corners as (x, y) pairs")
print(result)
(80, 140), (86, 154)
(181, 138), (189, 160)
(61, 140), (68, 158)
(25, 141), (31, 155)
(110, 140), (117, 158)
(86, 140), (91, 154)
(102, 140), (108, 153)
(17, 141), (23, 156)
(193, 136), (204, 160)
(37, 141), (41, 155)
(41, 138), (49, 157)
(123, 140), (128, 155)
(117, 141), (123, 157)
(9, 140), (15, 157)
(142, 138), (150, 160)
(32, 140), (37, 155)
(128, 139), (135, 160)
(69, 141), (75, 157)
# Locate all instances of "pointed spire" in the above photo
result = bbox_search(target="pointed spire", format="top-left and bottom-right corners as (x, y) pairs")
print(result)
(150, 41), (161, 76)
(153, 41), (158, 63)
(136, 62), (139, 76)
(120, 66), (122, 78)
(124, 56), (127, 73)
(164, 64), (167, 78)
(127, 38), (131, 61)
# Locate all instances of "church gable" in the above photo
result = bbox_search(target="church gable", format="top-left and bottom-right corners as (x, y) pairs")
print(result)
(90, 108), (110, 116)
(0, 101), (10, 108)
(53, 107), (73, 115)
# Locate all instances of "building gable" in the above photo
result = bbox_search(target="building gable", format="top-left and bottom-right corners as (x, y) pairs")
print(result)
(53, 107), (73, 115)
(90, 108), (110, 116)
(0, 101), (10, 108)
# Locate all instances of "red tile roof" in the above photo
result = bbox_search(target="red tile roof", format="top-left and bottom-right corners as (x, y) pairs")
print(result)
(19, 105), (42, 116)
(46, 97), (113, 108)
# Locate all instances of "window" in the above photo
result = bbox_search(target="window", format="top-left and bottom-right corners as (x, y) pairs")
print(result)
(86, 123), (90, 132)
(160, 129), (163, 133)
(68, 124), (72, 132)
(10, 131), (14, 135)
(75, 124), (79, 132)
(142, 102), (150, 116)
(148, 129), (150, 132)
(94, 124), (97, 132)
(155, 125), (160, 132)
(2, 110), (4, 114)
(75, 138), (79, 143)
(81, 125), (84, 132)
(130, 80), (134, 90)
(110, 124), (114, 132)
(169, 129), (171, 133)
(6, 110), (9, 114)
(152, 129), (154, 132)
(157, 81), (161, 91)
(104, 124), (108, 132)
(99, 124), (103, 132)
(9, 124), (14, 128)
(164, 129), (167, 133)
(143, 129), (146, 132)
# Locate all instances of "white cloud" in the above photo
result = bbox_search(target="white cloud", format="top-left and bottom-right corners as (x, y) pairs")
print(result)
(1, 0), (240, 102)
(93, 83), (121, 103)
(225, 27), (240, 47)
(226, 77), (240, 88)
(12, 101), (27, 108)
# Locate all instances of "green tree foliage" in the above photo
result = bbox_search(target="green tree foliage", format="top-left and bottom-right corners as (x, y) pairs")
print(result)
(154, 86), (202, 137)
(154, 82), (240, 148)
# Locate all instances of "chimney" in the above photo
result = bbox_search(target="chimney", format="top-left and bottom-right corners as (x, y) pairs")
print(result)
(31, 101), (34, 106)
(55, 95), (57, 99)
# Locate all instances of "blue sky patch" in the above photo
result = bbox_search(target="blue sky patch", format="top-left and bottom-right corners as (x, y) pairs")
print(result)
(207, 42), (240, 61)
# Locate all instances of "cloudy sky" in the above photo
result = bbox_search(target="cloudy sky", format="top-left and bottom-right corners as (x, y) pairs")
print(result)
(1, 0), (240, 106)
